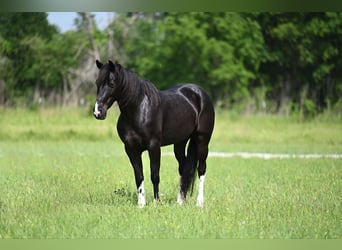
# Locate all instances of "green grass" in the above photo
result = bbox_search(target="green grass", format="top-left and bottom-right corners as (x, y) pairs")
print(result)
(0, 108), (341, 238)
(0, 107), (341, 153)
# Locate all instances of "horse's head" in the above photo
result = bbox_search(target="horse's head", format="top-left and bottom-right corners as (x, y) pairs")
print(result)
(93, 60), (120, 120)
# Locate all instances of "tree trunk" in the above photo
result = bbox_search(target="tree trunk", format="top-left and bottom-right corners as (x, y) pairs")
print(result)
(108, 27), (114, 59)
(84, 12), (101, 60)
(33, 80), (41, 105)
(0, 80), (6, 105)
(277, 76), (292, 115)
(62, 76), (69, 107)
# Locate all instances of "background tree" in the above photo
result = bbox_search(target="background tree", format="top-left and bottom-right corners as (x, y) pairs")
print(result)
(0, 13), (57, 104)
(0, 12), (341, 116)
(112, 12), (266, 110)
(252, 12), (342, 115)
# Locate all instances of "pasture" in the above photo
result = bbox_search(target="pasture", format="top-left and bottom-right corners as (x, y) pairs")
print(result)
(0, 108), (341, 238)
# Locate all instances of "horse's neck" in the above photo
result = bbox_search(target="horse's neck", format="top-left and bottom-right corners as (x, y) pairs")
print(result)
(118, 71), (159, 110)
(117, 75), (160, 123)
(117, 79), (143, 112)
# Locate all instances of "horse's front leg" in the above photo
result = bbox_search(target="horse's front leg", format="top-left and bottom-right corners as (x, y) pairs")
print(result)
(125, 145), (145, 208)
(148, 144), (161, 202)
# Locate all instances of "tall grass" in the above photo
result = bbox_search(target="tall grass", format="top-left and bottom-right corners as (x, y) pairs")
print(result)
(1, 107), (341, 152)
(0, 107), (118, 141)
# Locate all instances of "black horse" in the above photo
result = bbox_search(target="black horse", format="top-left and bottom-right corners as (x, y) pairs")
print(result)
(93, 60), (215, 207)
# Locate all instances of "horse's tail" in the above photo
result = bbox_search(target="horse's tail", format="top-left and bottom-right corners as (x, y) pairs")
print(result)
(183, 135), (198, 196)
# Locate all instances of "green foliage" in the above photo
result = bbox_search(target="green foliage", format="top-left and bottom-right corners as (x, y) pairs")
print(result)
(115, 13), (266, 108)
(21, 31), (90, 87)
(302, 99), (316, 118)
(0, 12), (341, 115)
(0, 13), (58, 99)
(254, 12), (342, 114)
(109, 12), (341, 113)
(0, 13), (92, 105)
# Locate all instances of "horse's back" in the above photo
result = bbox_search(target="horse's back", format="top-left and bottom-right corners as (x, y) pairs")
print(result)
(159, 84), (214, 145)
(161, 83), (212, 107)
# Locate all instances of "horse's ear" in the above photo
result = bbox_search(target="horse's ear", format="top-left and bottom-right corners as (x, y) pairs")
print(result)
(108, 60), (115, 71)
(114, 60), (122, 69)
(96, 60), (103, 69)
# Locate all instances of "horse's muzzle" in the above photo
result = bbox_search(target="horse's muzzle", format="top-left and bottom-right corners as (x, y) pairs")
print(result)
(93, 102), (107, 120)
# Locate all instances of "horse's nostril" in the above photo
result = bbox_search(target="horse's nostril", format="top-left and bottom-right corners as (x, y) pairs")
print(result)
(94, 102), (101, 117)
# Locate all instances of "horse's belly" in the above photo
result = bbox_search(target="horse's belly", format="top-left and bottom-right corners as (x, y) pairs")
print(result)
(160, 104), (197, 146)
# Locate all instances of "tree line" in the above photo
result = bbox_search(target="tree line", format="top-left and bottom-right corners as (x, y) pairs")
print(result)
(0, 12), (341, 116)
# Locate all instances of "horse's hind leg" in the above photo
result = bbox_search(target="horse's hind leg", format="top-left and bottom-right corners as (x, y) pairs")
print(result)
(196, 134), (210, 207)
(174, 140), (187, 205)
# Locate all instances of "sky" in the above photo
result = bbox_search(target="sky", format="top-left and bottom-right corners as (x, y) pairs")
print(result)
(47, 12), (114, 32)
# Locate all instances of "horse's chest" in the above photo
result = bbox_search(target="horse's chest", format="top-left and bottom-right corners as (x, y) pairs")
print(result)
(117, 114), (160, 148)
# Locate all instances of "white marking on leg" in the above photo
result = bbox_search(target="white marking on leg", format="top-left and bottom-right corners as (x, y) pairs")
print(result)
(196, 175), (206, 207)
(177, 191), (185, 205)
(177, 176), (185, 205)
(94, 102), (101, 117)
(137, 181), (146, 208)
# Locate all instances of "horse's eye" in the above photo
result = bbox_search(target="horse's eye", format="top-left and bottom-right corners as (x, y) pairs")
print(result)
(107, 81), (115, 88)
(108, 74), (115, 88)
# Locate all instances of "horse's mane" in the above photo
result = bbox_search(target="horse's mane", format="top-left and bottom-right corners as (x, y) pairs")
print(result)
(115, 63), (160, 108)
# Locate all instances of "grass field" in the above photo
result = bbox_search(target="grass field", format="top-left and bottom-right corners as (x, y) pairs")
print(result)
(0, 107), (341, 238)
